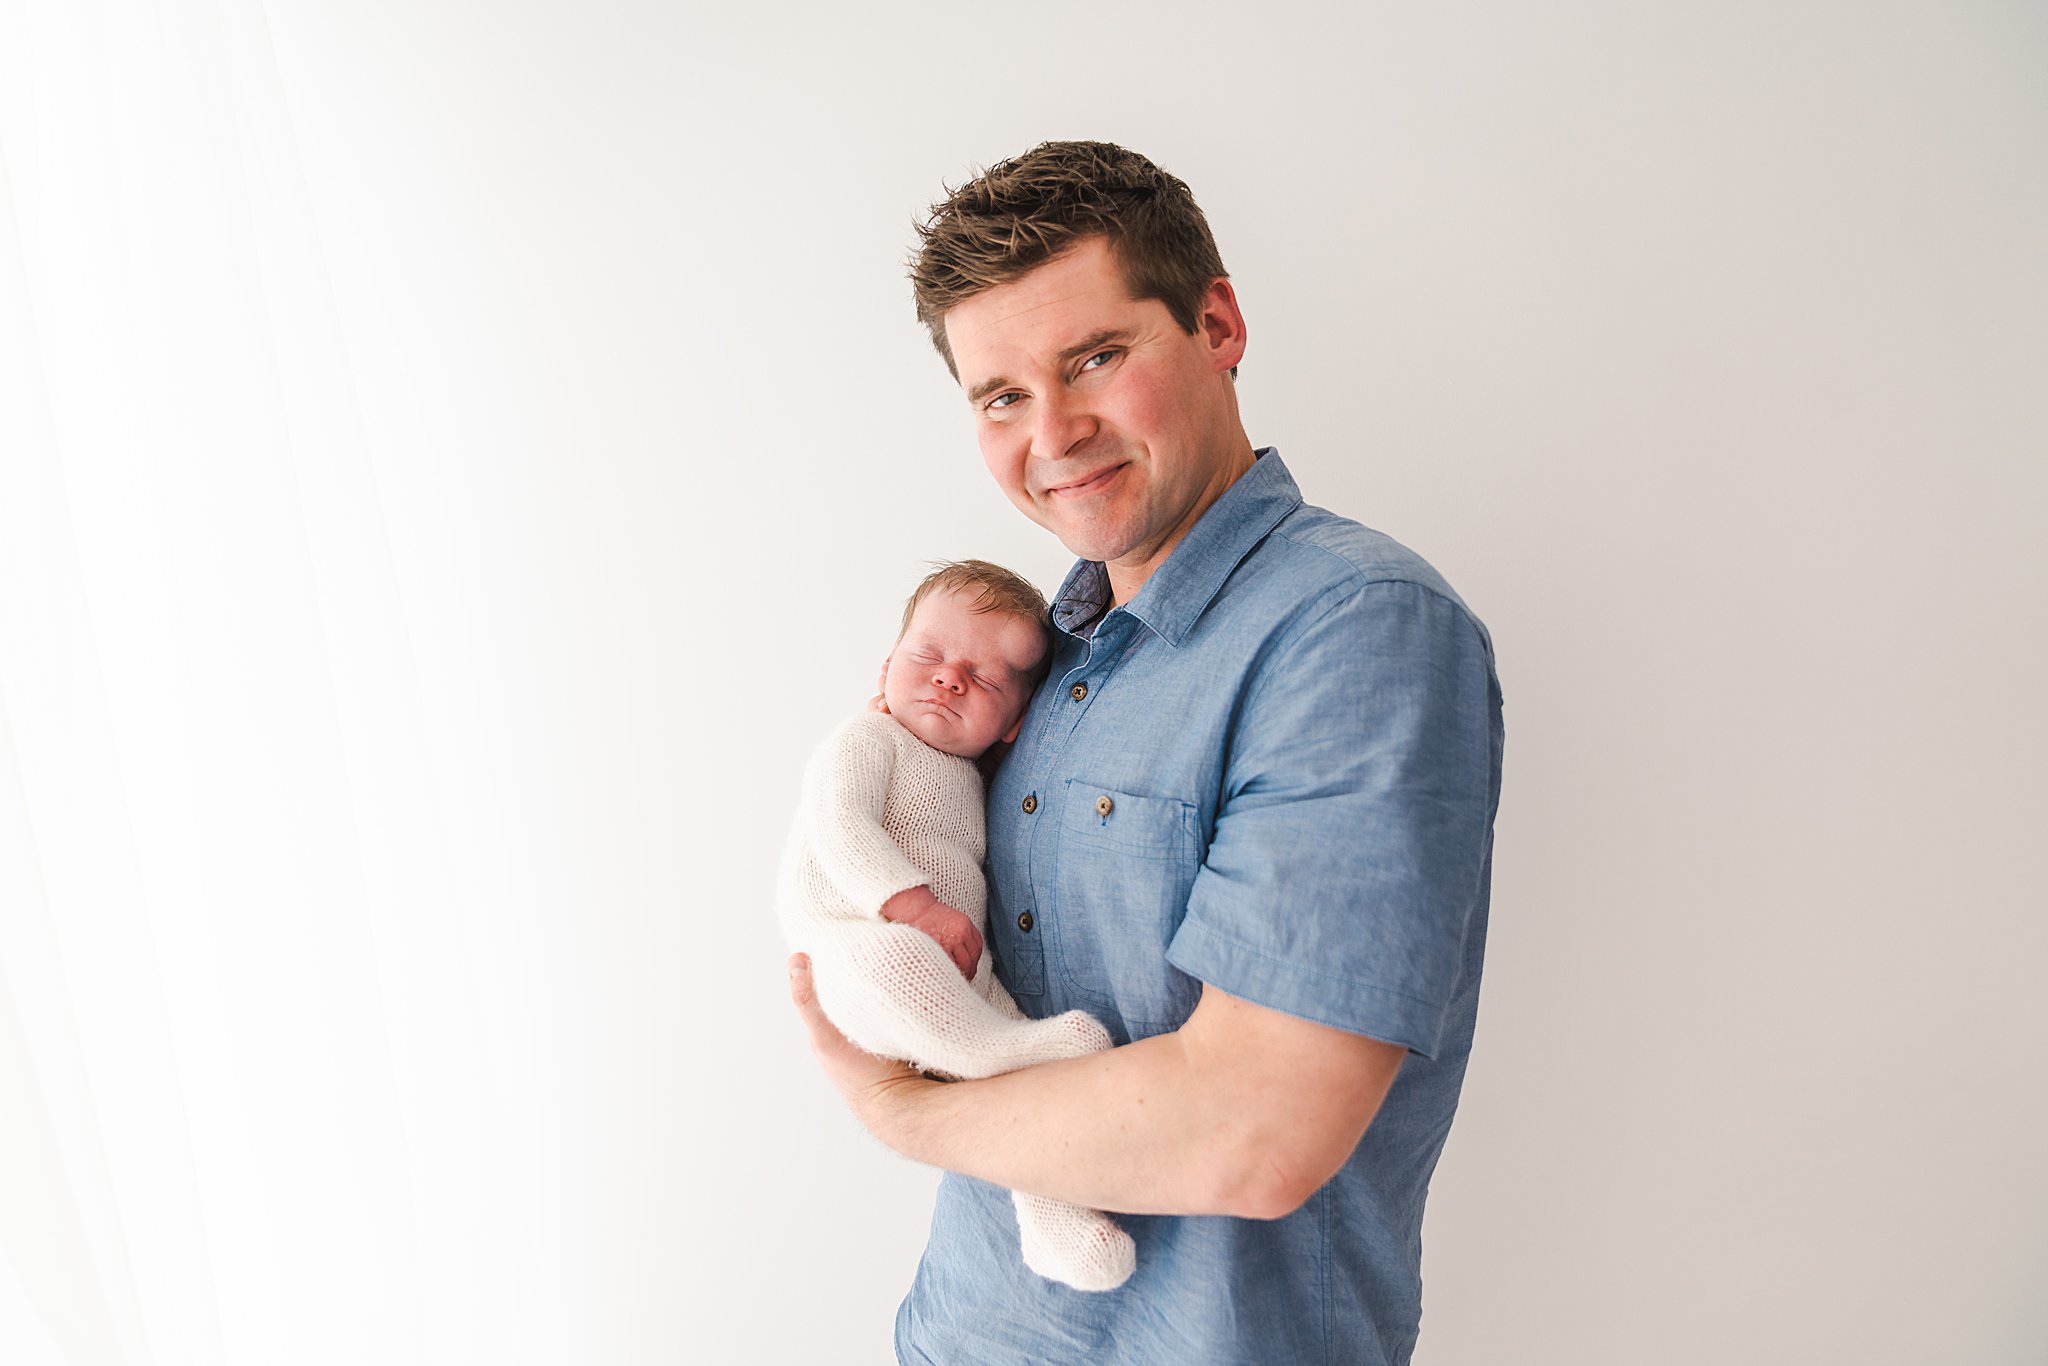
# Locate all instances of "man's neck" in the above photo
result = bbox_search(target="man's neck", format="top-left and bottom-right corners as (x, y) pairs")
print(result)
(1104, 441), (1259, 605)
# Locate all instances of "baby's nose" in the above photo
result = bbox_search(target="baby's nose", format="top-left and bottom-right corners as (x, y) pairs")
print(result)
(932, 667), (964, 693)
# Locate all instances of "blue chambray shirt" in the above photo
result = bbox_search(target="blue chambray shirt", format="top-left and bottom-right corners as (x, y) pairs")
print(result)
(896, 450), (1504, 1366)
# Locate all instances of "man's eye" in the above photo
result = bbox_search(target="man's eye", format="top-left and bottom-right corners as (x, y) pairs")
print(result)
(1079, 349), (1118, 372)
(985, 392), (1022, 412)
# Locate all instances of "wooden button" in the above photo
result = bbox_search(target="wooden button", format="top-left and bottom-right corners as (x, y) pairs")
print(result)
(1069, 682), (1088, 701)
(1095, 794), (1114, 817)
(1017, 911), (1035, 933)
(1021, 794), (1038, 814)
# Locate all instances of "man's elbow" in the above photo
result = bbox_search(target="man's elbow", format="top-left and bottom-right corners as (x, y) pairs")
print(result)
(1173, 988), (1405, 1219)
(1212, 1143), (1346, 1221)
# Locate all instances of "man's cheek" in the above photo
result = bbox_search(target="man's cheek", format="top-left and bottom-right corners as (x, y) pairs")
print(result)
(979, 437), (1028, 496)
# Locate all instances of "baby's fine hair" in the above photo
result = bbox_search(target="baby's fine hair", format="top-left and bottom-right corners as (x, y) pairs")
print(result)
(900, 560), (1053, 682)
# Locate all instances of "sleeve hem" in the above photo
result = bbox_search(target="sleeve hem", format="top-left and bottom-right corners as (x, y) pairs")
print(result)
(1166, 917), (1447, 1059)
(861, 875), (932, 920)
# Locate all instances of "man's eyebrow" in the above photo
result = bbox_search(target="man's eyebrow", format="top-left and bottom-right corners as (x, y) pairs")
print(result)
(1057, 328), (1131, 366)
(965, 373), (1013, 405)
(963, 329), (1133, 405)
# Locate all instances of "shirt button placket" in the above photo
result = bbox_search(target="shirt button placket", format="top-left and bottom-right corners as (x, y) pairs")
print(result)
(1050, 671), (1091, 748)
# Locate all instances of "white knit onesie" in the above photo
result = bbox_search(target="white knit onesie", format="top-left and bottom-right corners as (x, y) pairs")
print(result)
(779, 712), (1135, 1292)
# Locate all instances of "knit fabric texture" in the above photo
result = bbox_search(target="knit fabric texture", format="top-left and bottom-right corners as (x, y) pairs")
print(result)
(779, 712), (1134, 1291)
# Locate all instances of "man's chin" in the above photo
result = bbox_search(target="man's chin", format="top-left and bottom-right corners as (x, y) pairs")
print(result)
(1047, 522), (1140, 566)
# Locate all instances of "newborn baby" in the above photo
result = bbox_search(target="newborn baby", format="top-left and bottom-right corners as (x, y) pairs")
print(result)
(778, 560), (1134, 1292)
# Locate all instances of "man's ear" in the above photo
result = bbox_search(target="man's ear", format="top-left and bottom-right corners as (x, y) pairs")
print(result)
(1197, 276), (1249, 374)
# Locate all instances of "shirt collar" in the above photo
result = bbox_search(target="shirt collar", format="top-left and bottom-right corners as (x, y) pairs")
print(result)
(1050, 447), (1302, 647)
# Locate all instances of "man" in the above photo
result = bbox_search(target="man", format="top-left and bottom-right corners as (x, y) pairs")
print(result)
(789, 140), (1504, 1365)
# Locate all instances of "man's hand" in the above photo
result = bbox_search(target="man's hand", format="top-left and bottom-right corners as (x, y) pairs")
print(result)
(879, 885), (983, 978)
(788, 953), (931, 1132)
(790, 948), (1405, 1218)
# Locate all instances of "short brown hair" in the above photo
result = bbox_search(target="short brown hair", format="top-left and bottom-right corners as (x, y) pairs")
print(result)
(910, 140), (1229, 377)
(899, 559), (1052, 681)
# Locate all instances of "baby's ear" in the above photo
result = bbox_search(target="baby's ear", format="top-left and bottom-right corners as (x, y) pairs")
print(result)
(868, 655), (894, 714)
(1000, 710), (1024, 745)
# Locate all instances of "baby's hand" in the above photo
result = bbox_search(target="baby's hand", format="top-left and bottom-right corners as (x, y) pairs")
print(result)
(879, 886), (983, 979)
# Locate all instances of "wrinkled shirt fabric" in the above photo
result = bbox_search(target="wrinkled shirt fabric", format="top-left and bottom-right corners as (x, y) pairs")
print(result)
(897, 450), (1505, 1366)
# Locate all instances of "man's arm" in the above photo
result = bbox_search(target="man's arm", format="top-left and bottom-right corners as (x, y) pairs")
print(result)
(789, 579), (1495, 1217)
(789, 955), (1406, 1219)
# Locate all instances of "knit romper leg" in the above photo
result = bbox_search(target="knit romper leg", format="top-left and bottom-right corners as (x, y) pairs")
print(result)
(782, 714), (1135, 1293)
(810, 921), (1136, 1292)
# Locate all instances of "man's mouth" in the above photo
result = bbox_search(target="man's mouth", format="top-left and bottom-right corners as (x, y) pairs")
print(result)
(1043, 463), (1125, 498)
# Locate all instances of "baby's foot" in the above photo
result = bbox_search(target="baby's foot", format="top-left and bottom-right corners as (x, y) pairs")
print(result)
(1013, 1191), (1136, 1293)
(1043, 1008), (1112, 1059)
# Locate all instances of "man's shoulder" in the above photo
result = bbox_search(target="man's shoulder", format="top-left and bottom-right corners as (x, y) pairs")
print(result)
(1253, 500), (1478, 624)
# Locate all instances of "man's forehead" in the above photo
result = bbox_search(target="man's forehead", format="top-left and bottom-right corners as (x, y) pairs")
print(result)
(942, 240), (1152, 374)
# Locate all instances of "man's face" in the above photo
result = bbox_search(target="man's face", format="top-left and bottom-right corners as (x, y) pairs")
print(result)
(942, 236), (1250, 600)
(882, 588), (1046, 758)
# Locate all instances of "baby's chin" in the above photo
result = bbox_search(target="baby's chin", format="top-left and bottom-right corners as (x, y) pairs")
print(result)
(900, 711), (994, 760)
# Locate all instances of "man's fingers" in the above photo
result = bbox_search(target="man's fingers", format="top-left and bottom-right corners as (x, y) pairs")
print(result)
(794, 958), (835, 1032)
(788, 949), (926, 1123)
(790, 953), (859, 1063)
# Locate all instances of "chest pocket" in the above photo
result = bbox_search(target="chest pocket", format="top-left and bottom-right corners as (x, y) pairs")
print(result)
(1052, 780), (1201, 1038)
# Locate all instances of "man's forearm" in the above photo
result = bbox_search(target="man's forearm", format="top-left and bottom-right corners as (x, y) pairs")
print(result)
(792, 957), (1405, 1221)
(876, 1027), (1266, 1217)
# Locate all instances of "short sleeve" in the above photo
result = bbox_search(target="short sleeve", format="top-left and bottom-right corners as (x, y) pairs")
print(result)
(1166, 580), (1501, 1057)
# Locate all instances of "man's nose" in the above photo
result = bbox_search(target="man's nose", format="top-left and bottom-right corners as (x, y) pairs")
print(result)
(1031, 386), (1097, 461)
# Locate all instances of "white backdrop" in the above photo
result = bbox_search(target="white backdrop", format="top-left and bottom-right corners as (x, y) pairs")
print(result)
(2, 1), (2043, 1362)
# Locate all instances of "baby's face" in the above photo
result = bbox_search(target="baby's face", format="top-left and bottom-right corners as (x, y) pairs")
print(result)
(883, 588), (1046, 758)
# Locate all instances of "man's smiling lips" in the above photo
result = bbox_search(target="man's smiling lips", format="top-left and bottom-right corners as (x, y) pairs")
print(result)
(1040, 463), (1127, 499)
